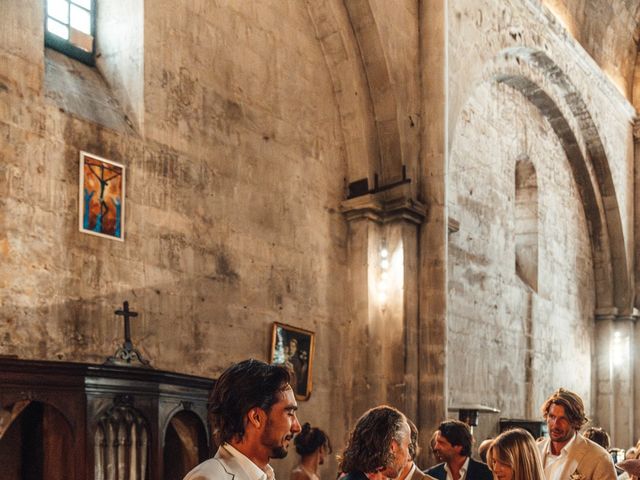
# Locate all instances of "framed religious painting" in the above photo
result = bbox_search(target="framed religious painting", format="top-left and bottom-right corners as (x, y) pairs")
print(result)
(78, 151), (125, 241)
(270, 322), (315, 400)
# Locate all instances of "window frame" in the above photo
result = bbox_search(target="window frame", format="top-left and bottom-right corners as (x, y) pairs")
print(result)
(44, 0), (96, 65)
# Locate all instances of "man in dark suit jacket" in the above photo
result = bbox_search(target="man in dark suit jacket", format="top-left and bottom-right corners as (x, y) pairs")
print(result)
(425, 420), (492, 480)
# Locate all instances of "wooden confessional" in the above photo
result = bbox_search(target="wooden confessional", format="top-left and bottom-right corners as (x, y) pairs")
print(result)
(0, 358), (214, 480)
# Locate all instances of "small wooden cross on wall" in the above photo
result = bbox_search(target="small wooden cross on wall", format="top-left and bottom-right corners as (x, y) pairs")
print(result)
(105, 301), (151, 367)
(116, 301), (137, 349)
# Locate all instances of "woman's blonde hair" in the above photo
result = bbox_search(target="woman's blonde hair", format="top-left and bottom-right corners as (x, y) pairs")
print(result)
(487, 428), (545, 480)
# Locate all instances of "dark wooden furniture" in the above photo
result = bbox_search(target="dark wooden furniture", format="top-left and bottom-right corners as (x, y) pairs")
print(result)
(500, 418), (548, 438)
(0, 358), (214, 480)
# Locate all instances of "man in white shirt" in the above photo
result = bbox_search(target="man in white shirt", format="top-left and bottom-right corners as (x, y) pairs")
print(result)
(537, 388), (616, 480)
(184, 359), (302, 480)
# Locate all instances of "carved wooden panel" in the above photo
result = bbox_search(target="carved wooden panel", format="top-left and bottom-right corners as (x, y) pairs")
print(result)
(0, 359), (213, 480)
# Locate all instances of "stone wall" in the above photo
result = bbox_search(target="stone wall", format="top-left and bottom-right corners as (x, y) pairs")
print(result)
(1, 0), (638, 472)
(0, 1), (349, 477)
(448, 81), (595, 441)
(448, 0), (635, 257)
(447, 0), (636, 442)
(542, 0), (640, 96)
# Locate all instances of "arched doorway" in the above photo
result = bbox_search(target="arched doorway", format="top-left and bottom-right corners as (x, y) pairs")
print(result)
(163, 410), (208, 480)
(0, 401), (74, 480)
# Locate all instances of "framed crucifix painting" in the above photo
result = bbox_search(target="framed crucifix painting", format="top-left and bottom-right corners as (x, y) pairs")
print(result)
(78, 151), (125, 241)
(270, 322), (315, 400)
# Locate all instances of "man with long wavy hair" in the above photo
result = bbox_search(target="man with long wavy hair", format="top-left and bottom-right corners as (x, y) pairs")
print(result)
(339, 405), (412, 480)
(537, 388), (616, 480)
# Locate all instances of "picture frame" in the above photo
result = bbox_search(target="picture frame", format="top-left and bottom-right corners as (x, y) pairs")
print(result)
(79, 151), (125, 241)
(270, 322), (315, 400)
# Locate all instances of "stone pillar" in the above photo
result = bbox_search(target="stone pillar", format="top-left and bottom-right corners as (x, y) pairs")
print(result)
(633, 93), (640, 313)
(341, 186), (426, 421)
(635, 315), (640, 442)
(595, 310), (636, 447)
(418, 0), (448, 464)
(595, 312), (615, 441)
(612, 315), (635, 448)
(631, 117), (640, 445)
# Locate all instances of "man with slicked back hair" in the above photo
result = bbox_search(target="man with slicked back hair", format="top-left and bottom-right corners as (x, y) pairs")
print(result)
(425, 420), (491, 480)
(184, 359), (302, 480)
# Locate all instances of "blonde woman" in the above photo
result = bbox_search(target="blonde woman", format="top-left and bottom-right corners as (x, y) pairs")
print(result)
(487, 428), (545, 480)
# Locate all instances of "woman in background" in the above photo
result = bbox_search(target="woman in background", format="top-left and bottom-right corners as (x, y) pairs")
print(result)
(583, 427), (611, 450)
(487, 428), (545, 480)
(291, 423), (332, 480)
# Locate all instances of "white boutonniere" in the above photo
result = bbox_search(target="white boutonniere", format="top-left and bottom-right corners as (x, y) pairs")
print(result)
(569, 470), (585, 480)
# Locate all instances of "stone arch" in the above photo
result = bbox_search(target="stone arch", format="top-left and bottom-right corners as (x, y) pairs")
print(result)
(463, 47), (631, 313)
(305, 0), (402, 185)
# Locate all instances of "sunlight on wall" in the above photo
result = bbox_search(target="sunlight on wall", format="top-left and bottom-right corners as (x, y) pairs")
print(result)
(375, 242), (404, 307)
(610, 330), (630, 369)
(602, 66), (628, 98)
(543, 1), (577, 38)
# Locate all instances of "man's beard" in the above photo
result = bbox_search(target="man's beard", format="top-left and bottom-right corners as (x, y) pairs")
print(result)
(270, 446), (289, 459)
(383, 452), (404, 479)
(551, 429), (573, 443)
(261, 421), (292, 459)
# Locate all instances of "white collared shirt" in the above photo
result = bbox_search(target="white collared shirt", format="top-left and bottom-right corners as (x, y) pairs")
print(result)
(542, 433), (578, 480)
(223, 443), (275, 480)
(444, 457), (470, 480)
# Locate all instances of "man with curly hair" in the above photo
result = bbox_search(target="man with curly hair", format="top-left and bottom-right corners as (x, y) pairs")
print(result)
(339, 405), (412, 480)
(184, 359), (302, 480)
(537, 388), (616, 480)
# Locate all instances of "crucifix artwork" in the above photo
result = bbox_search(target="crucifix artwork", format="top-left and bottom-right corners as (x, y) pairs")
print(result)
(105, 301), (151, 367)
(79, 151), (125, 241)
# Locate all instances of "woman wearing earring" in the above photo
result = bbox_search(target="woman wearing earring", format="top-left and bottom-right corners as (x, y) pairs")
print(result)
(291, 423), (332, 480)
(487, 428), (545, 480)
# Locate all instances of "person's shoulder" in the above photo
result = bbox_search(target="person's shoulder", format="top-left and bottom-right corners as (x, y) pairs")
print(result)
(535, 437), (548, 452)
(535, 437), (547, 446)
(468, 458), (493, 479)
(290, 467), (310, 480)
(579, 434), (611, 456)
(341, 471), (368, 480)
(411, 469), (436, 480)
(424, 463), (445, 478)
(469, 457), (490, 468)
(183, 457), (231, 480)
(425, 462), (445, 472)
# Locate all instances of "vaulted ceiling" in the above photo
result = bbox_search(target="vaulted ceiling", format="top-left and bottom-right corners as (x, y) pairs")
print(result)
(544, 0), (640, 102)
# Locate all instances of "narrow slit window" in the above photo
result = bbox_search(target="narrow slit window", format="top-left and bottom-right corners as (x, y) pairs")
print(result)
(45, 0), (95, 64)
(515, 158), (538, 292)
